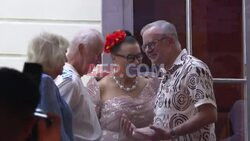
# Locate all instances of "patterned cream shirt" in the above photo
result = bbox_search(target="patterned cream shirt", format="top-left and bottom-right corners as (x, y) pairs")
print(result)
(154, 49), (217, 141)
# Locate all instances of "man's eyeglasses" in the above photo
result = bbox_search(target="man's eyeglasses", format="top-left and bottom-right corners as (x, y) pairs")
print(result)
(141, 36), (169, 52)
(114, 53), (143, 63)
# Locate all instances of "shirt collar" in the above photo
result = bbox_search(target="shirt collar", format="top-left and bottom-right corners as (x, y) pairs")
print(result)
(64, 63), (80, 77)
(160, 49), (188, 75)
(172, 49), (187, 66)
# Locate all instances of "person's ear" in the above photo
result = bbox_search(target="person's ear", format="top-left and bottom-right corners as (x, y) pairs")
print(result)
(78, 43), (86, 56)
(167, 37), (175, 46)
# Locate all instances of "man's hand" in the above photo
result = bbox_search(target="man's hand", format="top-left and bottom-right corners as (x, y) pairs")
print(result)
(37, 113), (61, 141)
(133, 127), (155, 140)
(133, 126), (171, 140)
(149, 125), (171, 140)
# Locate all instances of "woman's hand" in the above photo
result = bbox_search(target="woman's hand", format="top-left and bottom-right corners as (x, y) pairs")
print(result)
(120, 114), (136, 137)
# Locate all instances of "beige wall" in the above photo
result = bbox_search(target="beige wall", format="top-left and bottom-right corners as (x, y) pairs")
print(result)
(0, 0), (101, 70)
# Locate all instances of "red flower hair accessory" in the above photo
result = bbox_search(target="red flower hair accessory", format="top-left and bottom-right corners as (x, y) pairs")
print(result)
(104, 30), (126, 53)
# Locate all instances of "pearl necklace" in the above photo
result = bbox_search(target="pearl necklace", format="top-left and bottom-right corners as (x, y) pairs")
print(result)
(113, 76), (138, 92)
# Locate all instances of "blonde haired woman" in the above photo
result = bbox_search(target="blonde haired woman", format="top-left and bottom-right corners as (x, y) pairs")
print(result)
(27, 32), (73, 141)
(28, 32), (68, 78)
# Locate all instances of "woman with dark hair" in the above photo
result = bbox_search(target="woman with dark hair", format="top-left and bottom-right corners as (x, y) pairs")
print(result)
(88, 30), (159, 141)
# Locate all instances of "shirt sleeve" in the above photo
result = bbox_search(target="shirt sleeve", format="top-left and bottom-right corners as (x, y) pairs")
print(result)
(184, 64), (217, 108)
(39, 76), (72, 141)
(39, 76), (61, 115)
(58, 77), (102, 141)
(58, 80), (81, 111)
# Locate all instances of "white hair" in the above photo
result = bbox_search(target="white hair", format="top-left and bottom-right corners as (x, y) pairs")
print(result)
(27, 32), (68, 72)
(68, 28), (104, 56)
(141, 20), (180, 46)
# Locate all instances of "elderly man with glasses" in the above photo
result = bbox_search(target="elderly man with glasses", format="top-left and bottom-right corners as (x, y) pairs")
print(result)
(121, 20), (217, 141)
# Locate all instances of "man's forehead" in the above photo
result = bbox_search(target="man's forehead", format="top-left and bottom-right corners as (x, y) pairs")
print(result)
(143, 31), (164, 44)
(144, 26), (163, 35)
(144, 27), (164, 37)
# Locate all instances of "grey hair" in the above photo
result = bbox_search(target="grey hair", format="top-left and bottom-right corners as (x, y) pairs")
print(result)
(27, 32), (68, 72)
(141, 20), (180, 46)
(68, 28), (104, 55)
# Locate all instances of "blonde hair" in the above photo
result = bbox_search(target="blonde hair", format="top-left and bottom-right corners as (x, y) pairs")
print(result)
(27, 32), (69, 73)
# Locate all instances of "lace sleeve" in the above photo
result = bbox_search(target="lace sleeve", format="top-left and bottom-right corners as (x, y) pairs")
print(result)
(86, 77), (100, 104)
(86, 77), (102, 117)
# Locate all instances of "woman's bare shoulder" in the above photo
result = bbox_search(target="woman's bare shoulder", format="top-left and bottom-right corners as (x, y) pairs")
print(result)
(98, 75), (113, 90)
(138, 76), (149, 84)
